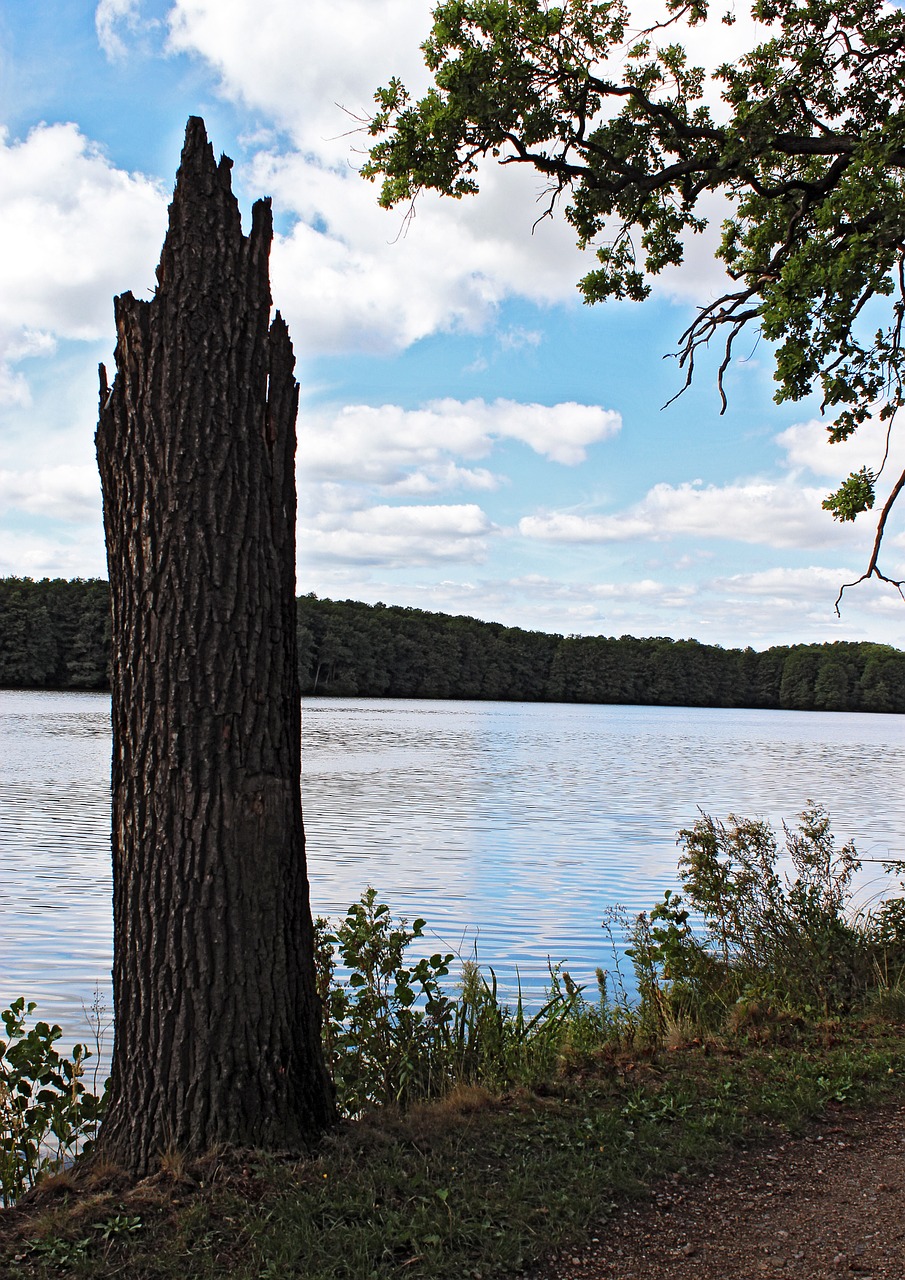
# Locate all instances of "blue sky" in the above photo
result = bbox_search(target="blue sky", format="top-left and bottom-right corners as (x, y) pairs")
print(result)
(1, 0), (904, 649)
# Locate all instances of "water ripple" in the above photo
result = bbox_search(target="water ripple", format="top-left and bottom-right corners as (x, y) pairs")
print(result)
(1, 692), (903, 1055)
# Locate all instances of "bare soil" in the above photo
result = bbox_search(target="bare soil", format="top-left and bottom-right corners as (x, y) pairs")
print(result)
(527, 1103), (905, 1280)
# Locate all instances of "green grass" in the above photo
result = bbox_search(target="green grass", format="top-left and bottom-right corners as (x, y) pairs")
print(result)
(3, 1016), (905, 1280)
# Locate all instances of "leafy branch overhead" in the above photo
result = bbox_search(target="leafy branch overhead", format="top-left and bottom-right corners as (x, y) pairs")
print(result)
(363, 0), (905, 605)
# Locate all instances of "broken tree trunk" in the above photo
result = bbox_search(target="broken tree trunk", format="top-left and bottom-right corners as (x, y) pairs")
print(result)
(95, 117), (334, 1175)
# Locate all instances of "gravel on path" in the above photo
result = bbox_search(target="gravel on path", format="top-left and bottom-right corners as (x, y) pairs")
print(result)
(525, 1104), (905, 1280)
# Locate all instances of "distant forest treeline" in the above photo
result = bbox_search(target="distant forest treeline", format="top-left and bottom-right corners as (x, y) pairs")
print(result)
(1, 576), (904, 713)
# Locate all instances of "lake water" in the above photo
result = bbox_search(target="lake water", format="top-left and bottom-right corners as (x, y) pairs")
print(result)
(1, 690), (904, 1060)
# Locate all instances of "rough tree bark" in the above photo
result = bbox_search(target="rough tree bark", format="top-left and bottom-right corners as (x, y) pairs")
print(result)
(95, 117), (334, 1175)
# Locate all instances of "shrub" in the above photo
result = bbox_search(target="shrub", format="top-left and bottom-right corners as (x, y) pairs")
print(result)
(624, 804), (905, 1025)
(314, 889), (592, 1115)
(314, 888), (456, 1113)
(0, 998), (106, 1206)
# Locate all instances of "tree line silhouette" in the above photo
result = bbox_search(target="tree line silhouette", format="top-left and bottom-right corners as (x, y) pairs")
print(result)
(1, 576), (903, 713)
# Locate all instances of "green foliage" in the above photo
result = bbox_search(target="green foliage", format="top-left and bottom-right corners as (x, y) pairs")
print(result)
(6, 1027), (904, 1280)
(3, 813), (903, 1217)
(0, 998), (107, 1207)
(4, 579), (905, 714)
(364, 0), (905, 582)
(314, 832), (905, 1119)
(624, 891), (724, 1034)
(449, 958), (600, 1089)
(295, 594), (905, 712)
(314, 889), (592, 1114)
(0, 577), (109, 690)
(314, 889), (456, 1112)
(822, 466), (876, 522)
(21, 1215), (143, 1269)
(622, 804), (905, 1024)
(5, 845), (905, 1274)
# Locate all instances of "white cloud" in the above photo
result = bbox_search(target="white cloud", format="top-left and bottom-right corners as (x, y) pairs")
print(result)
(0, 528), (107, 580)
(166, 0), (435, 158)
(301, 502), (496, 566)
(303, 399), (622, 487)
(258, 151), (584, 355)
(0, 122), (167, 397)
(320, 504), (492, 537)
(715, 565), (857, 600)
(777, 415), (905, 484)
(165, 0), (776, 162)
(386, 463), (500, 496)
(292, 554), (905, 650)
(0, 330), (58, 408)
(705, 564), (905, 636)
(0, 366), (30, 409)
(635, 481), (837, 548)
(95, 0), (143, 59)
(652, 191), (736, 305)
(520, 479), (872, 551)
(0, 465), (101, 523)
(498, 327), (543, 352)
(166, 0), (441, 325)
(519, 511), (650, 544)
(293, 570), (686, 636)
(162, 0), (757, 355)
(493, 400), (621, 465)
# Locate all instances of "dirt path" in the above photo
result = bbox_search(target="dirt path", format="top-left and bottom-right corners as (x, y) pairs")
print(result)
(527, 1104), (905, 1280)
